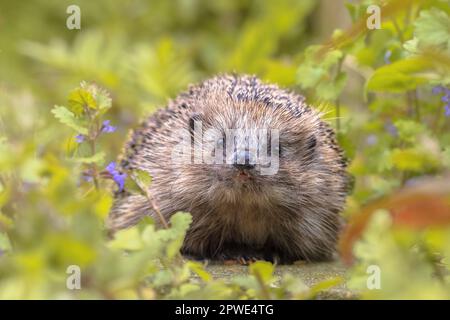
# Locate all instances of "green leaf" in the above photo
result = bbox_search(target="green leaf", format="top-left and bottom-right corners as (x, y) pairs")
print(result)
(321, 49), (343, 69)
(51, 106), (88, 134)
(127, 169), (153, 196)
(297, 65), (326, 88)
(316, 72), (347, 101)
(68, 87), (97, 113)
(68, 82), (112, 115)
(169, 212), (192, 233)
(132, 169), (153, 189)
(108, 227), (143, 251)
(186, 261), (212, 282)
(297, 46), (343, 89)
(393, 120), (426, 144)
(414, 8), (450, 50)
(153, 269), (174, 287)
(124, 176), (143, 195)
(232, 276), (259, 291)
(0, 232), (12, 252)
(176, 283), (201, 297)
(390, 148), (438, 172)
(366, 57), (433, 92)
(136, 216), (155, 232)
(297, 46), (345, 101)
(442, 147), (450, 170)
(403, 38), (419, 54)
(249, 261), (274, 283)
(309, 276), (344, 297)
(74, 151), (105, 165)
(166, 237), (184, 259)
(95, 87), (112, 110)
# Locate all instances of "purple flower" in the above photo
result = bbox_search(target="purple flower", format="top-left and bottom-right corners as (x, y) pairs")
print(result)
(445, 104), (450, 117)
(75, 134), (85, 143)
(366, 134), (378, 146)
(384, 122), (398, 137)
(432, 85), (444, 95)
(82, 174), (93, 182)
(105, 162), (126, 191)
(101, 120), (117, 133)
(433, 86), (450, 117)
(105, 162), (116, 174)
(384, 50), (392, 64)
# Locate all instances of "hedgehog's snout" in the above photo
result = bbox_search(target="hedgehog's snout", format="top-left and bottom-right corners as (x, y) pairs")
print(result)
(232, 149), (255, 170)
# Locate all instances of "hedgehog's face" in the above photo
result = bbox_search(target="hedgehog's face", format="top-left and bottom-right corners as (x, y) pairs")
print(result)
(182, 100), (324, 207)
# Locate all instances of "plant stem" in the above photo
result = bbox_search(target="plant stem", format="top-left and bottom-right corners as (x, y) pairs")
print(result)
(406, 90), (420, 121)
(433, 108), (443, 135)
(391, 17), (404, 43)
(89, 139), (99, 190)
(141, 186), (169, 229)
(83, 104), (100, 190)
(335, 100), (341, 132)
(413, 90), (420, 121)
(334, 55), (346, 133)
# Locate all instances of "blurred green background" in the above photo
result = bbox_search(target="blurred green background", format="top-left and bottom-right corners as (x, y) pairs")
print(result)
(0, 0), (450, 299)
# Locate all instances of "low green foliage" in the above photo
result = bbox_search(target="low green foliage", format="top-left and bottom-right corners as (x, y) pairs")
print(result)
(1, 0), (450, 299)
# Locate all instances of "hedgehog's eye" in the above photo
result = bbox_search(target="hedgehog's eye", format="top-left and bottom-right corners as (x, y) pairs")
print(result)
(279, 145), (283, 156)
(272, 143), (281, 156)
(306, 135), (317, 151)
(217, 137), (226, 159)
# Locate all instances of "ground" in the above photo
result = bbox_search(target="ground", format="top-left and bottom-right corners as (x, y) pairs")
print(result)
(203, 261), (356, 299)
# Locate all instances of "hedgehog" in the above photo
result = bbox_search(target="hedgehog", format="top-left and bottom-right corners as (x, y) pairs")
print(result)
(107, 74), (350, 264)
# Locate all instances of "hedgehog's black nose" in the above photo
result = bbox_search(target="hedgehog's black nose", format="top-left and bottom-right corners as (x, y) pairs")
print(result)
(233, 150), (255, 170)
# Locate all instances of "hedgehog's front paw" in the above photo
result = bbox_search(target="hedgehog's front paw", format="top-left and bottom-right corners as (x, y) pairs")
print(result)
(220, 254), (261, 265)
(214, 248), (271, 265)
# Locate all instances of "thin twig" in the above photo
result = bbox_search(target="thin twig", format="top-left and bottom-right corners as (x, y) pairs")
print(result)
(412, 89), (420, 121)
(432, 108), (442, 135)
(391, 18), (404, 43)
(84, 103), (100, 190)
(335, 100), (341, 132)
(89, 139), (100, 190)
(140, 184), (169, 229)
(406, 90), (420, 121)
(334, 54), (346, 133)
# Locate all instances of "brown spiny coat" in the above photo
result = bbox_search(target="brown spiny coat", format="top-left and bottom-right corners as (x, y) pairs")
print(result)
(108, 74), (350, 263)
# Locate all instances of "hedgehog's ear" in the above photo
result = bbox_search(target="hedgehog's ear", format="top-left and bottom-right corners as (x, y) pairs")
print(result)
(189, 113), (202, 135)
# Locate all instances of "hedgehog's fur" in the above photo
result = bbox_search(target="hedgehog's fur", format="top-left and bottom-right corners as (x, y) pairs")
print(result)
(108, 74), (350, 263)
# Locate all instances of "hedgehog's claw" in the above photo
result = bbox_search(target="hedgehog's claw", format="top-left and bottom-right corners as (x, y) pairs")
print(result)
(217, 252), (264, 265)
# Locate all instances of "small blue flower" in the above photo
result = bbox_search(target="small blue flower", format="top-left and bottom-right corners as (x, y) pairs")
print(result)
(106, 162), (116, 173)
(366, 134), (378, 146)
(101, 120), (117, 133)
(445, 104), (450, 117)
(432, 86), (450, 117)
(105, 162), (126, 191)
(432, 85), (444, 95)
(384, 122), (398, 137)
(82, 174), (93, 182)
(384, 50), (392, 64)
(75, 134), (85, 143)
(405, 177), (421, 187)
